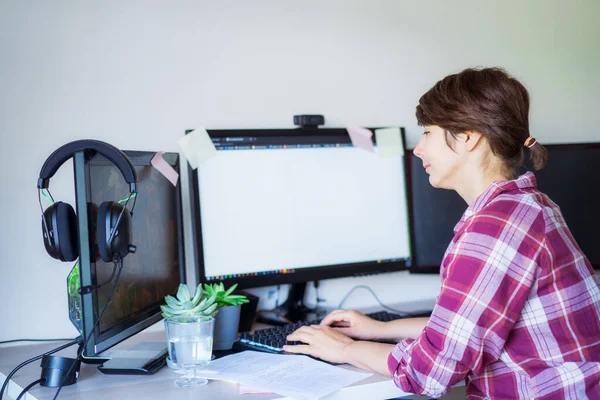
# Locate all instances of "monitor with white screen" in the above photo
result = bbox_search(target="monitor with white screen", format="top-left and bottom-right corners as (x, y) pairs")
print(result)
(190, 128), (412, 296)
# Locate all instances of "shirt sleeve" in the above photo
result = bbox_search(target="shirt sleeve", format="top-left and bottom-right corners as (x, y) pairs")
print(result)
(388, 198), (544, 397)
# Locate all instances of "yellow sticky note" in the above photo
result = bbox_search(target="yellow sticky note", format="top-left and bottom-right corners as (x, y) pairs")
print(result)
(177, 128), (217, 169)
(375, 127), (404, 158)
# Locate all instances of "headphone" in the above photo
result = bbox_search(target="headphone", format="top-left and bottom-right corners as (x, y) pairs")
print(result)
(37, 139), (138, 264)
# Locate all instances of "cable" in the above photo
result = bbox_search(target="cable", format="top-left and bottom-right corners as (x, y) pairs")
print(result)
(78, 262), (118, 295)
(52, 259), (124, 400)
(0, 338), (75, 345)
(337, 285), (410, 316)
(16, 378), (45, 400)
(0, 339), (78, 400)
(313, 281), (326, 307)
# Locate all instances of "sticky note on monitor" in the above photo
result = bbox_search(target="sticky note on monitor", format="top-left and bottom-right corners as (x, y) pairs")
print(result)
(150, 151), (179, 186)
(177, 127), (217, 169)
(346, 126), (375, 153)
(375, 127), (404, 157)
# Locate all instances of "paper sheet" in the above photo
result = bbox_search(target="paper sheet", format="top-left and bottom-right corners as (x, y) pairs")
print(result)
(150, 151), (179, 186)
(346, 126), (375, 153)
(197, 351), (372, 400)
(374, 127), (404, 157)
(177, 127), (217, 169)
(239, 384), (272, 394)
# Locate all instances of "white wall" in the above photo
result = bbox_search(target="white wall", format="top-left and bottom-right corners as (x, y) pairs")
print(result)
(0, 0), (598, 341)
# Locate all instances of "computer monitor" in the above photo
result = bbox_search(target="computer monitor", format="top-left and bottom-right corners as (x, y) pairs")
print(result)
(71, 150), (185, 360)
(189, 128), (412, 318)
(533, 143), (600, 269)
(407, 142), (600, 272)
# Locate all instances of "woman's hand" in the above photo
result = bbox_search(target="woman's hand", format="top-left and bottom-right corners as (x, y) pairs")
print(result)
(283, 325), (354, 364)
(318, 309), (386, 341)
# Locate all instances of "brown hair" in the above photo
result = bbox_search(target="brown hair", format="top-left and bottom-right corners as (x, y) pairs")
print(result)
(415, 67), (547, 178)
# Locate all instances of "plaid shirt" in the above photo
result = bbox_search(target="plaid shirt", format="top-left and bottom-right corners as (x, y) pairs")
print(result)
(388, 172), (600, 399)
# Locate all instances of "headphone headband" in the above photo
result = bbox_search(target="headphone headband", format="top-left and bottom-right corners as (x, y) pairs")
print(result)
(38, 140), (137, 191)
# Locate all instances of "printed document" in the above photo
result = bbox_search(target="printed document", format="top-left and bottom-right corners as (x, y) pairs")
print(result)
(196, 351), (372, 400)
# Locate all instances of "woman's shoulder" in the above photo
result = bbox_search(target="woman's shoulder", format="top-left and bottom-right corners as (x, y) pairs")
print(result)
(463, 189), (547, 237)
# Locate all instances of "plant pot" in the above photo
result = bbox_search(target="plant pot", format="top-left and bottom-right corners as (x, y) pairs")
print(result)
(212, 304), (241, 350)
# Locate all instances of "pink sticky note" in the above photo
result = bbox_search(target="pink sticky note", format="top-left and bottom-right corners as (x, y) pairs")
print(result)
(346, 126), (375, 152)
(150, 151), (179, 186)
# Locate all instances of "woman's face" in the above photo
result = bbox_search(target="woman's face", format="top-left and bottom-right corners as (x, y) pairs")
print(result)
(413, 125), (463, 189)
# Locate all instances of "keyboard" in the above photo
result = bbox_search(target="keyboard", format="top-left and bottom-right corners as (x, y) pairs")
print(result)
(233, 309), (432, 355)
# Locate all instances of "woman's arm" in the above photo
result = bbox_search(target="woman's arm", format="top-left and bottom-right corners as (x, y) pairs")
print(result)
(318, 309), (429, 342)
(377, 317), (429, 341)
(283, 324), (395, 376)
(343, 341), (396, 376)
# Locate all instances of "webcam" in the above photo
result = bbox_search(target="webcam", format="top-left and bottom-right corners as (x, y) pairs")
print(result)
(293, 115), (325, 128)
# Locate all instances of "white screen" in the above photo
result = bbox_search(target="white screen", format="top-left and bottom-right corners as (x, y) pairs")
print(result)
(197, 139), (411, 278)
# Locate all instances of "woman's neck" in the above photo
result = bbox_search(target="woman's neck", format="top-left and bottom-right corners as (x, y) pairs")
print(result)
(454, 167), (510, 205)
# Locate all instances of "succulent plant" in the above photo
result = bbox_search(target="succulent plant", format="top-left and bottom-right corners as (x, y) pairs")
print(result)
(203, 282), (249, 307)
(161, 283), (218, 319)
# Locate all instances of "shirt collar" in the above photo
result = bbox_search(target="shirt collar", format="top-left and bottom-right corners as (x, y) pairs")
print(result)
(454, 171), (537, 233)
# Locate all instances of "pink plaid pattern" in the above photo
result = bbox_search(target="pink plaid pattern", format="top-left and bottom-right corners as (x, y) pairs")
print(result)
(388, 172), (600, 399)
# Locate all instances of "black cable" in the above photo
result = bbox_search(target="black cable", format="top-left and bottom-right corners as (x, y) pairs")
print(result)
(0, 339), (78, 400)
(16, 378), (45, 400)
(0, 338), (75, 345)
(52, 259), (124, 400)
(337, 285), (411, 316)
(78, 262), (118, 295)
(313, 280), (326, 306)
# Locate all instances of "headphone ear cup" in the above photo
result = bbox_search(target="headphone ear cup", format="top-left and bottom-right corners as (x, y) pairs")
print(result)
(55, 202), (79, 262)
(97, 201), (132, 263)
(42, 203), (61, 260)
(97, 202), (111, 262)
(43, 202), (78, 262)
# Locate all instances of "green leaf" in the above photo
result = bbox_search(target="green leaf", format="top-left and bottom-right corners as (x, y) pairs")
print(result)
(195, 297), (208, 311)
(176, 284), (190, 302)
(191, 284), (203, 306)
(224, 283), (238, 297)
(164, 295), (183, 310)
(203, 303), (218, 316)
(160, 305), (174, 319)
(166, 307), (193, 315)
(205, 291), (218, 307)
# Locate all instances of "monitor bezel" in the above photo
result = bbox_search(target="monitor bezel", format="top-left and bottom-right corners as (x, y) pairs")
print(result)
(75, 150), (186, 360)
(189, 127), (412, 290)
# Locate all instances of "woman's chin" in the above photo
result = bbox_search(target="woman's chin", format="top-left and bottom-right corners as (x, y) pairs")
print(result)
(428, 174), (447, 189)
(428, 174), (440, 188)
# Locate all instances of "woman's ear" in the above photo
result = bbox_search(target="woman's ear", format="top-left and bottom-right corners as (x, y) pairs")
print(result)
(463, 131), (483, 152)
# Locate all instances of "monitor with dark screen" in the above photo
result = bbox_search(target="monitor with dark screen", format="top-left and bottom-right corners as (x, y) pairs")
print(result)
(72, 150), (185, 360)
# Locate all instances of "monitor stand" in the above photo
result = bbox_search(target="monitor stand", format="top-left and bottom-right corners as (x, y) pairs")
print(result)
(256, 282), (322, 326)
(96, 342), (168, 375)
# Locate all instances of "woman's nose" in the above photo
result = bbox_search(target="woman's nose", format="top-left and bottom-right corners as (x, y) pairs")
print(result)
(413, 138), (424, 159)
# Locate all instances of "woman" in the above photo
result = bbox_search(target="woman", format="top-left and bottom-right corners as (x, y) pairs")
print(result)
(284, 67), (600, 399)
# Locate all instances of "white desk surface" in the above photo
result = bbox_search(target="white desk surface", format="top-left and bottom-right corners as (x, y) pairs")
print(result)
(1, 303), (467, 400)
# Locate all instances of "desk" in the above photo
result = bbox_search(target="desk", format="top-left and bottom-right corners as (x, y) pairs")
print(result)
(1, 327), (465, 400)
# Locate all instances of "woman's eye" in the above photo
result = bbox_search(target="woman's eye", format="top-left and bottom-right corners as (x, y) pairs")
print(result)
(423, 131), (429, 136)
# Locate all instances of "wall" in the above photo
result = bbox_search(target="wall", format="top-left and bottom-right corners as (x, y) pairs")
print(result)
(0, 0), (598, 341)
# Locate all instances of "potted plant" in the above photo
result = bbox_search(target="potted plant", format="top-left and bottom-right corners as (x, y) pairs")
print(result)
(203, 282), (249, 350)
(160, 284), (218, 385)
